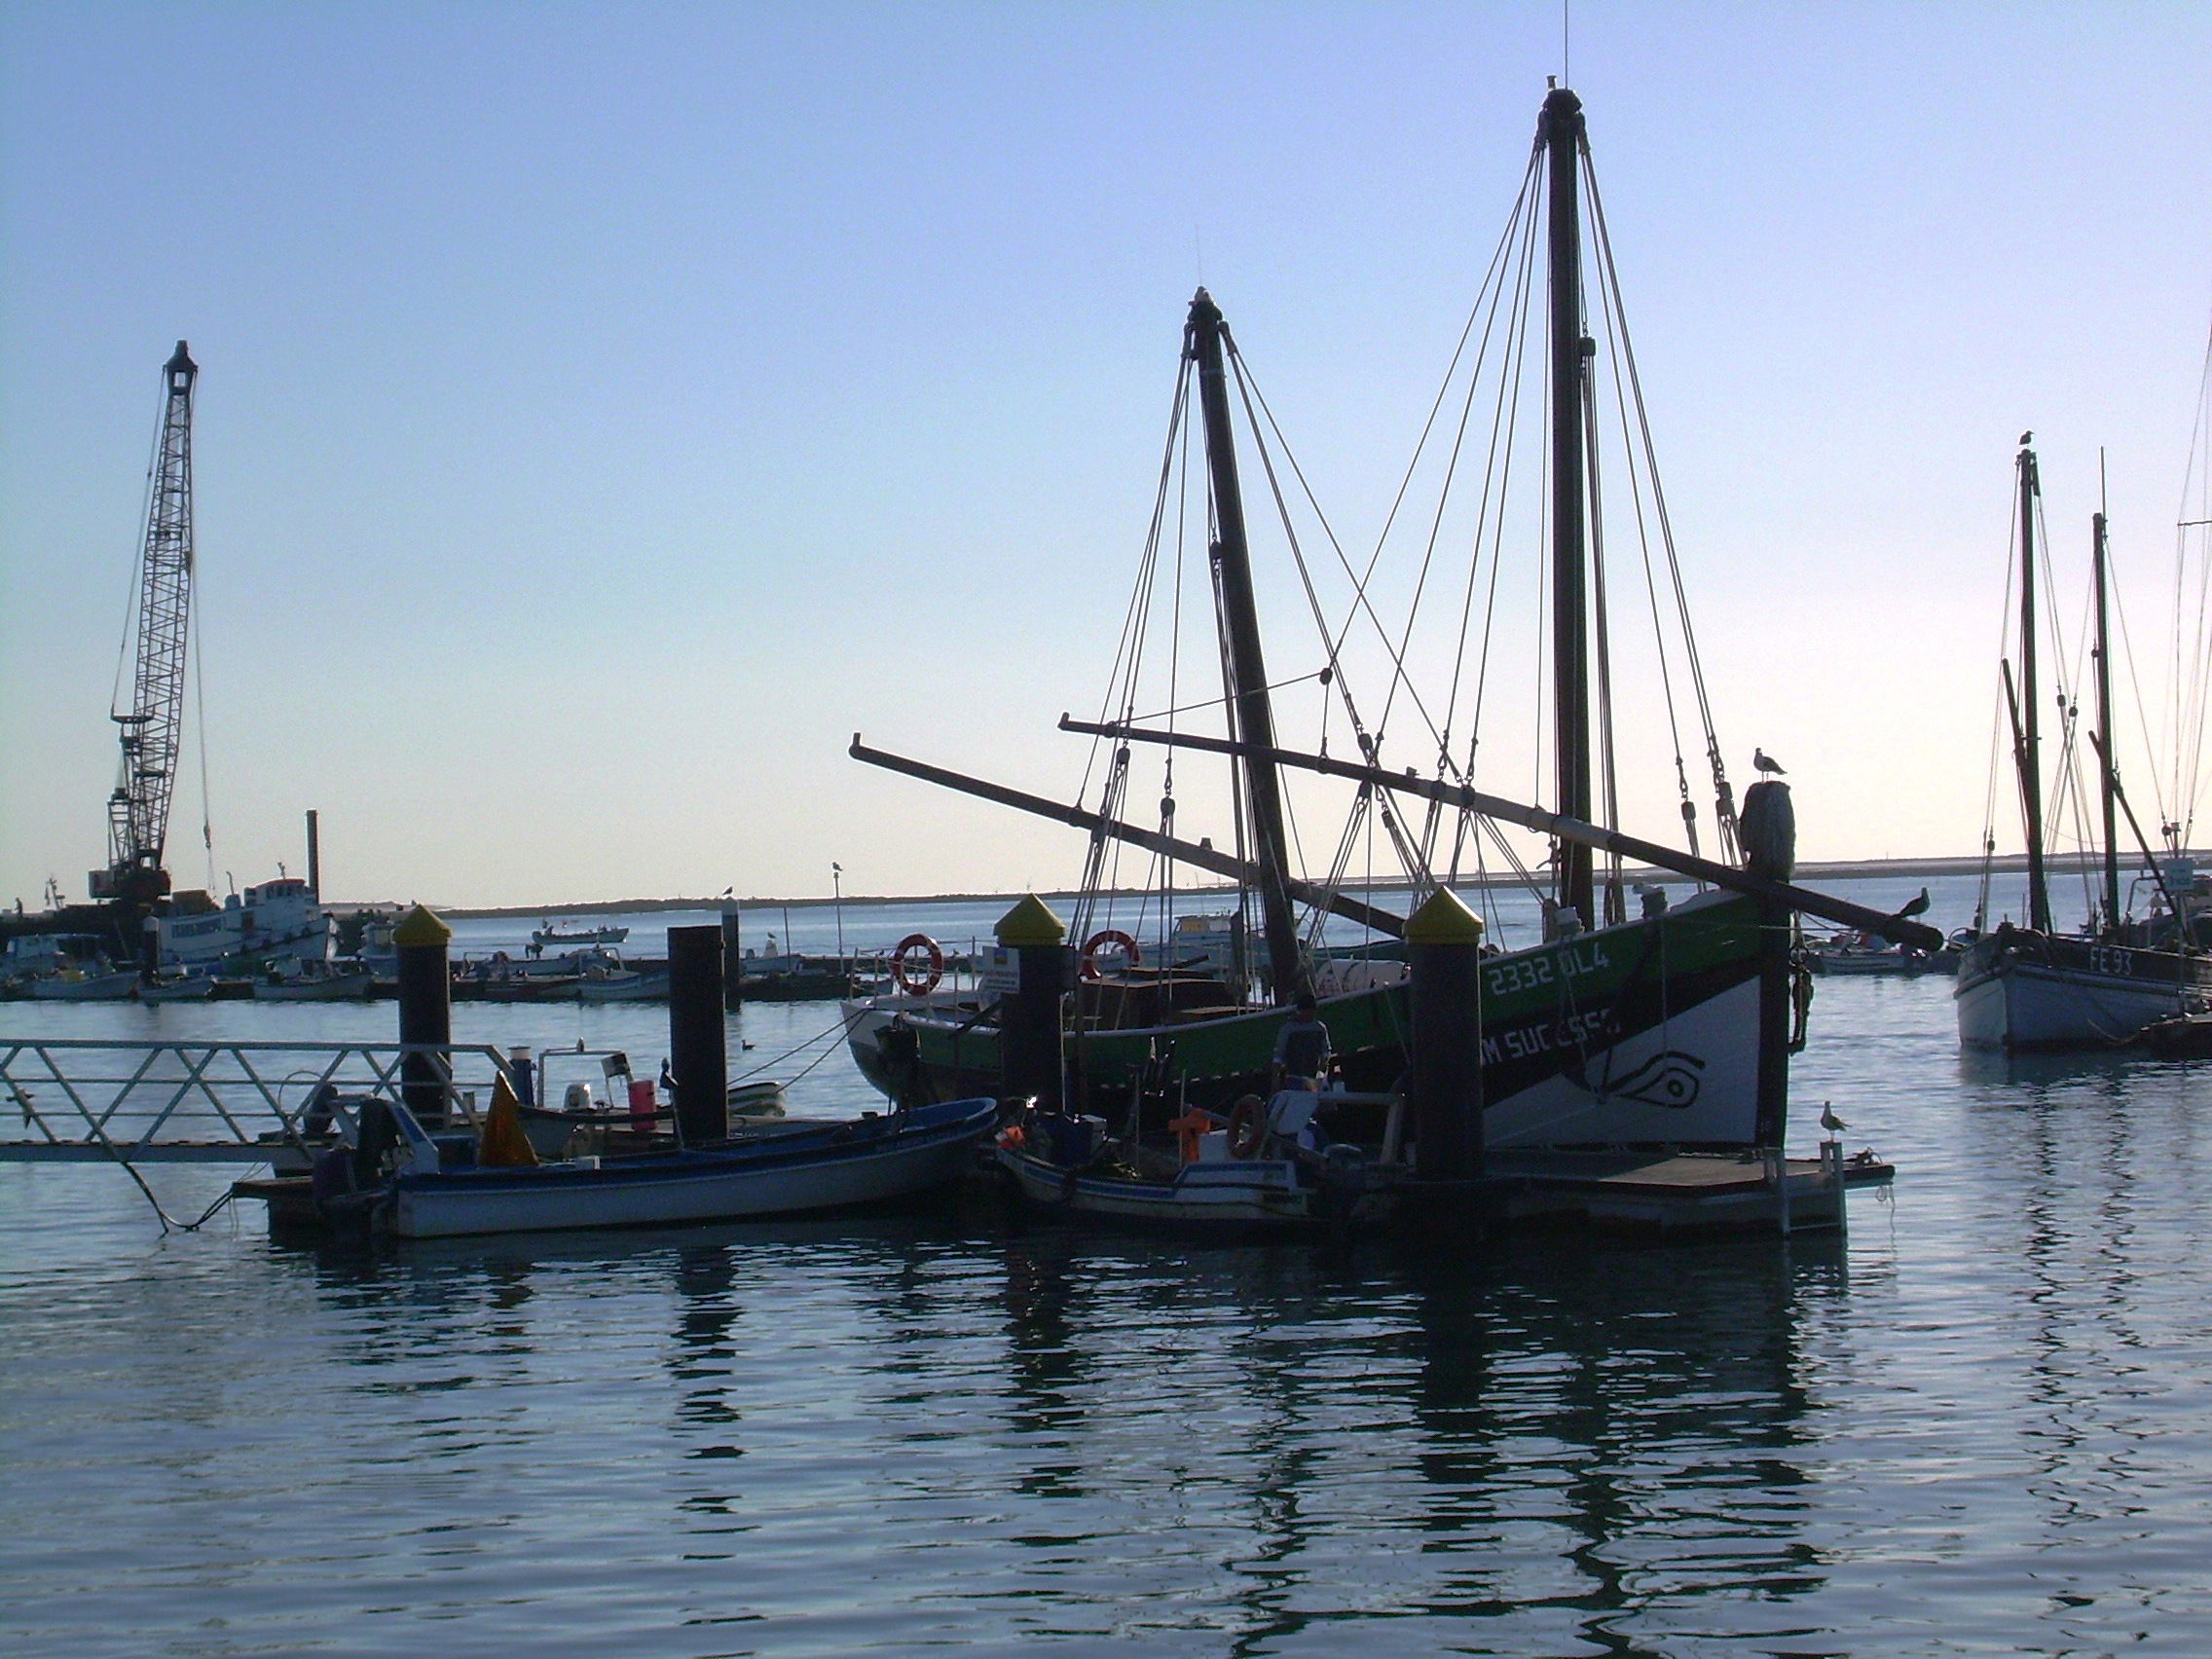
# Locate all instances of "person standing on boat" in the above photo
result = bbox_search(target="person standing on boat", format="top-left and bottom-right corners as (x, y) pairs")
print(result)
(1271, 993), (1332, 1091)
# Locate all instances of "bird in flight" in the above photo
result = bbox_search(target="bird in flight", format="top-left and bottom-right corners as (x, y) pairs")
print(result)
(1753, 748), (1786, 776)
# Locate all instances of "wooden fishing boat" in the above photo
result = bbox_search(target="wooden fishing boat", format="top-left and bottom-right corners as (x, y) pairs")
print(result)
(846, 85), (1939, 1165)
(292, 1093), (997, 1239)
(1955, 441), (2212, 1047)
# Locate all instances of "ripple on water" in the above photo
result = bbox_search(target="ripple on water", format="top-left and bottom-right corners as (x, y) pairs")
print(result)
(4, 973), (2212, 1655)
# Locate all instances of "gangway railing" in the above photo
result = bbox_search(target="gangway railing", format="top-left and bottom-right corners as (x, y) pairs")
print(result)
(0, 1039), (623, 1164)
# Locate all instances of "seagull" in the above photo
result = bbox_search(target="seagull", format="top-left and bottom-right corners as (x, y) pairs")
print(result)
(1819, 1102), (1847, 1136)
(1898, 887), (1931, 920)
(2019, 430), (2034, 446)
(1753, 748), (1787, 776)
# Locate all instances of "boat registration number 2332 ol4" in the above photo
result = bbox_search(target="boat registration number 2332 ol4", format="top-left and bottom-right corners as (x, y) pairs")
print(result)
(1484, 938), (1612, 998)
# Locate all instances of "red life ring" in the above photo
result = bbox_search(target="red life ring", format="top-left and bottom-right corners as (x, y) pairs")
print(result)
(1079, 929), (1141, 979)
(1226, 1094), (1268, 1160)
(891, 934), (944, 995)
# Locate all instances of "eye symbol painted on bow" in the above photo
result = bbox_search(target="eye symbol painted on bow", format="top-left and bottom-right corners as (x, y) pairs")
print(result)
(1605, 1050), (1706, 1109)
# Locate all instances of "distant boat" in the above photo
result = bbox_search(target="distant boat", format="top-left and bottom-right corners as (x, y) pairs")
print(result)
(1954, 441), (2212, 1047)
(137, 975), (217, 1002)
(300, 1093), (998, 1239)
(533, 921), (629, 948)
(252, 961), (374, 1001)
(576, 965), (670, 1002)
(1805, 931), (1943, 977)
(28, 968), (139, 1001)
(157, 876), (338, 973)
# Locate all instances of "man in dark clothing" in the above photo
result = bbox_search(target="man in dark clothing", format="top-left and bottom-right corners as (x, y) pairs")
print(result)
(1271, 992), (1332, 1089)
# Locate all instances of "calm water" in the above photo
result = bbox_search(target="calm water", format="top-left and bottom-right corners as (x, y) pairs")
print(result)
(4, 879), (2209, 1656)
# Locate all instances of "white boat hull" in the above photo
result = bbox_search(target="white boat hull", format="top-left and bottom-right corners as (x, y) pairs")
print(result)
(253, 972), (373, 1001)
(998, 1145), (1318, 1227)
(1954, 935), (2206, 1048)
(30, 972), (140, 1001)
(387, 1100), (995, 1238)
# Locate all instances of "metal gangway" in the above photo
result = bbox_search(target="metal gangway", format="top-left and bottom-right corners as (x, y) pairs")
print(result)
(0, 1037), (635, 1164)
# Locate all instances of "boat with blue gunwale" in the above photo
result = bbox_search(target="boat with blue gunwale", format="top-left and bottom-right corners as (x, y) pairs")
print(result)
(286, 1093), (999, 1239)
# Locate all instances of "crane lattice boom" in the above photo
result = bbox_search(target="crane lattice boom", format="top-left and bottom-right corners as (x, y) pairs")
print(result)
(91, 341), (196, 904)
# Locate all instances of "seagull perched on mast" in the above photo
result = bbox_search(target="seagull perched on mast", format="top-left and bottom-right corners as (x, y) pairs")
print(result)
(1753, 748), (1787, 777)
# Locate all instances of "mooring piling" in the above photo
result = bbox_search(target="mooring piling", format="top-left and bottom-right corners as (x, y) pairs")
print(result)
(995, 894), (1070, 1112)
(1405, 886), (1487, 1183)
(393, 904), (453, 1125)
(668, 924), (727, 1145)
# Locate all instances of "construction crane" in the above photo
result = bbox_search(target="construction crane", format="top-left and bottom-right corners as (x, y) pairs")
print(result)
(88, 341), (198, 908)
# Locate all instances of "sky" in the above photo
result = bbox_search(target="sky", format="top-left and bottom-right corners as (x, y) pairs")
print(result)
(3, 2), (2209, 910)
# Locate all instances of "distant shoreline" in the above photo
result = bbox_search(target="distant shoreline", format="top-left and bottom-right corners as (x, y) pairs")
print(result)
(333, 848), (2202, 919)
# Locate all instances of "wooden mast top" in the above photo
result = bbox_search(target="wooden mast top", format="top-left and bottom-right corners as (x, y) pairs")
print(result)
(2017, 440), (2052, 933)
(1185, 289), (1307, 1002)
(1540, 87), (1595, 935)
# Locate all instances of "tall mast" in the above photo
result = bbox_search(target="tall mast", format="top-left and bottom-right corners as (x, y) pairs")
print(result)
(93, 341), (197, 906)
(2016, 439), (2051, 934)
(2092, 504), (2120, 931)
(1541, 86), (1594, 931)
(1185, 289), (1304, 1002)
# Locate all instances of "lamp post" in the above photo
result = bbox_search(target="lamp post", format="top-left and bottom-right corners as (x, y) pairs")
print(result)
(831, 862), (844, 966)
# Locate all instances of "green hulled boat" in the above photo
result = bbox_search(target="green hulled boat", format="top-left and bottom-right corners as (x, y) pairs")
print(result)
(844, 85), (1934, 1164)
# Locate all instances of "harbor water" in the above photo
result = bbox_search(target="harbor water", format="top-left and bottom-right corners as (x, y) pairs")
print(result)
(3, 876), (2208, 1655)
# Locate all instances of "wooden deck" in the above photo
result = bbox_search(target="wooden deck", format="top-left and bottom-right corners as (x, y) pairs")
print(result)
(1394, 1146), (1887, 1236)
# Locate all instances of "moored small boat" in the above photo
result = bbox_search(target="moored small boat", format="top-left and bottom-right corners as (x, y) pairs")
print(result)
(577, 966), (671, 1002)
(991, 1089), (1380, 1232)
(252, 965), (374, 1001)
(303, 1093), (999, 1238)
(137, 975), (217, 1002)
(30, 969), (141, 1001)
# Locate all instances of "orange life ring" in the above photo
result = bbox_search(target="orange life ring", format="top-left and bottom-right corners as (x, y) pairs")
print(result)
(1079, 929), (1141, 979)
(1226, 1094), (1268, 1160)
(891, 934), (944, 995)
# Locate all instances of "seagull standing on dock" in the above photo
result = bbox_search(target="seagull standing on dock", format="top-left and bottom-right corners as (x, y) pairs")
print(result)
(1819, 1102), (1847, 1139)
(1753, 748), (1787, 777)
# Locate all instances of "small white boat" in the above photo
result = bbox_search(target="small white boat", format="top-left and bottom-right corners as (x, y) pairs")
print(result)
(336, 1093), (998, 1238)
(576, 966), (670, 1002)
(253, 964), (374, 1001)
(992, 1091), (1371, 1231)
(29, 969), (141, 1001)
(137, 976), (217, 1002)
(533, 921), (630, 948)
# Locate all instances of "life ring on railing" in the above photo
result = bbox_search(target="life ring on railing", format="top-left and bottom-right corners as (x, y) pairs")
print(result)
(1080, 929), (1141, 979)
(1226, 1094), (1268, 1160)
(891, 934), (944, 995)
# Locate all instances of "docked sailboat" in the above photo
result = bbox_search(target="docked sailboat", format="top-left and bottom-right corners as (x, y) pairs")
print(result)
(846, 85), (1938, 1169)
(1954, 440), (2212, 1048)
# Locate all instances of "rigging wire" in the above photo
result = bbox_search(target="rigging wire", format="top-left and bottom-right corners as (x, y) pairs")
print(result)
(1582, 145), (1740, 858)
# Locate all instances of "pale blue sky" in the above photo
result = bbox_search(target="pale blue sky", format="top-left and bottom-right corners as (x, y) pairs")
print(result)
(4, 3), (2208, 908)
